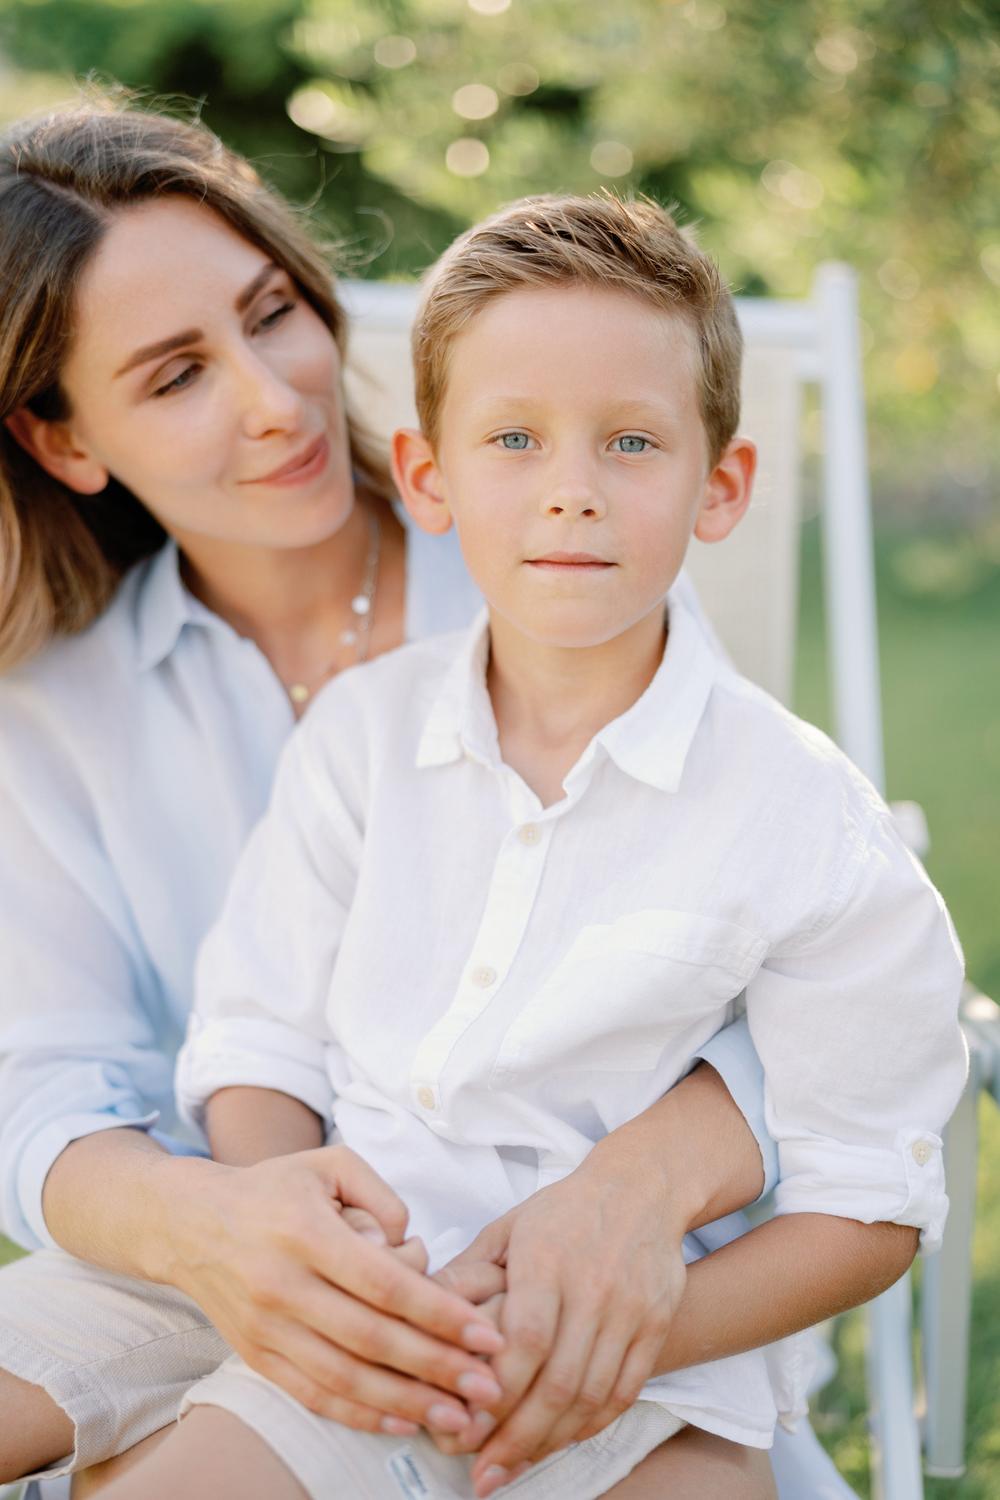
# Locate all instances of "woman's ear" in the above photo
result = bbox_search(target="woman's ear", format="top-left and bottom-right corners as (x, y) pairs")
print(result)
(391, 428), (452, 536)
(4, 408), (109, 495)
(693, 435), (756, 545)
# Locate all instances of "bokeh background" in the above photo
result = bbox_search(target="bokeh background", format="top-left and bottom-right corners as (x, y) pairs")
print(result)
(0, 1), (997, 1493)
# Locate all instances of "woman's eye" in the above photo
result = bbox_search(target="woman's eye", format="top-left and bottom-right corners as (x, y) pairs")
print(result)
(613, 435), (650, 454)
(496, 431), (532, 450)
(152, 364), (199, 398)
(255, 300), (296, 333)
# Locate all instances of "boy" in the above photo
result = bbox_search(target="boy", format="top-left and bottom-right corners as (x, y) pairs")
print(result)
(172, 196), (965, 1499)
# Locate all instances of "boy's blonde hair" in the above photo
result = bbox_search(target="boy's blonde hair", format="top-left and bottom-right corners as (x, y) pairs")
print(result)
(413, 193), (742, 465)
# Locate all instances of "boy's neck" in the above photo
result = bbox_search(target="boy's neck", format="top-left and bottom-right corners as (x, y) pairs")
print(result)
(486, 606), (668, 808)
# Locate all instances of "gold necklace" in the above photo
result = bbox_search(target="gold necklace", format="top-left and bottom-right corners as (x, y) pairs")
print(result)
(286, 511), (381, 707)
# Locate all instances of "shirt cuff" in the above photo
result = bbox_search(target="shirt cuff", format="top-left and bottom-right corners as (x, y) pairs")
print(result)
(177, 1017), (335, 1135)
(772, 1128), (948, 1253)
(694, 1017), (778, 1200)
(15, 1108), (159, 1252)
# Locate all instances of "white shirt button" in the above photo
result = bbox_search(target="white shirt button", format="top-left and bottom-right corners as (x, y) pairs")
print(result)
(416, 1085), (436, 1111)
(911, 1140), (934, 1167)
(471, 965), (498, 989)
(518, 823), (541, 845)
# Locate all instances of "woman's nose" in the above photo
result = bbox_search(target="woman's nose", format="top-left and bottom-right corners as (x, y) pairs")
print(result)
(238, 353), (304, 439)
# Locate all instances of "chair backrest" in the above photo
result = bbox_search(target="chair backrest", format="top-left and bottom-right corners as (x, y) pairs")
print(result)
(341, 269), (880, 775)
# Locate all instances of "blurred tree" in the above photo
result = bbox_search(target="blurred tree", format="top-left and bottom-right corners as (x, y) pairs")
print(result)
(0, 0), (997, 515)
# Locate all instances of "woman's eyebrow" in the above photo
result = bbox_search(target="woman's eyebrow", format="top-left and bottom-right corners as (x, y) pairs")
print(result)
(113, 262), (281, 378)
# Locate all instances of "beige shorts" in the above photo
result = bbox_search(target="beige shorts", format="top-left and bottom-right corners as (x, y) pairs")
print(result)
(0, 1247), (682, 1497)
(0, 1247), (228, 1479)
(182, 1356), (684, 1499)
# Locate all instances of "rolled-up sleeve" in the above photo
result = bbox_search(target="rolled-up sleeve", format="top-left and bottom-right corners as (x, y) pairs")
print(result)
(747, 809), (967, 1252)
(0, 741), (170, 1252)
(177, 725), (361, 1134)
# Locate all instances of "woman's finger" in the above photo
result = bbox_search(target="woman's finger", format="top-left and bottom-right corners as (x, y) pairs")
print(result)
(341, 1205), (388, 1244)
(572, 1329), (664, 1445)
(530, 1320), (645, 1459)
(287, 1272), (506, 1407)
(470, 1295), (600, 1489)
(304, 1205), (505, 1356)
(250, 1346), (419, 1436)
(254, 1318), (485, 1436)
(307, 1145), (411, 1245)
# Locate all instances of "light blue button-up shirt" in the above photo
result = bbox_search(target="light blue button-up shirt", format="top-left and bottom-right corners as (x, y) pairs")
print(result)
(0, 527), (774, 1253)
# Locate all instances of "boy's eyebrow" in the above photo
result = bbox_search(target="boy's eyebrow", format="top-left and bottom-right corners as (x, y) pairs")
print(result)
(464, 395), (683, 424)
(113, 262), (281, 378)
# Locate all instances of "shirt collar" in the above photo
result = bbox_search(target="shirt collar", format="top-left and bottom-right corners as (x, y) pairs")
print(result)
(132, 541), (224, 673)
(415, 590), (721, 794)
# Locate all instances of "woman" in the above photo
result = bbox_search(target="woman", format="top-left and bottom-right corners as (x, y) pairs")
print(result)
(0, 94), (915, 1497)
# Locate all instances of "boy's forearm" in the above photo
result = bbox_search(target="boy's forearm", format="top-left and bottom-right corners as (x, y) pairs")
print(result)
(205, 1086), (325, 1166)
(654, 1213), (919, 1375)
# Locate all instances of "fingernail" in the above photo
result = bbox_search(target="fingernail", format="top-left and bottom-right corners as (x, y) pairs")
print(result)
(463, 1322), (504, 1353)
(360, 1226), (387, 1245)
(458, 1371), (503, 1404)
(476, 1467), (509, 1498)
(380, 1415), (420, 1436)
(473, 1410), (497, 1434)
(427, 1403), (471, 1434)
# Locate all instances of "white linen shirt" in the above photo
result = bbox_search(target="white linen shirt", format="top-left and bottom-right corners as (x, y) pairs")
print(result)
(179, 596), (966, 1443)
(0, 529), (757, 1254)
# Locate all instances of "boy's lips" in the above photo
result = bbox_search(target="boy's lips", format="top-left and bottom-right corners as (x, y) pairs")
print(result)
(526, 552), (615, 570)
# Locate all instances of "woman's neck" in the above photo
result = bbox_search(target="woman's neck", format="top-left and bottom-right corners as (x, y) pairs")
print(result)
(173, 499), (407, 701)
(176, 501), (377, 643)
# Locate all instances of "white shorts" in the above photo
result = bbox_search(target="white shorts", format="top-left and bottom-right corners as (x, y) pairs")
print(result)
(182, 1355), (684, 1500)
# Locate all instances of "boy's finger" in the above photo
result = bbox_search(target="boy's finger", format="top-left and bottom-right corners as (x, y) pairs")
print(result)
(532, 1322), (638, 1458)
(341, 1206), (388, 1243)
(435, 1260), (507, 1305)
(481, 1280), (562, 1425)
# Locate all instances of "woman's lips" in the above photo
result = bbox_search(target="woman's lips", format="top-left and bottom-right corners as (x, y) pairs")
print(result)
(247, 434), (329, 486)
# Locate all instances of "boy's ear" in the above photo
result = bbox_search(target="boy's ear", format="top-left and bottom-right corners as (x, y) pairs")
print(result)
(693, 435), (756, 545)
(4, 407), (109, 495)
(391, 428), (452, 536)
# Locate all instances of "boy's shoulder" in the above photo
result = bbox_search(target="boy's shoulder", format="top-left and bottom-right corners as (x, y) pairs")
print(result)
(707, 660), (889, 830)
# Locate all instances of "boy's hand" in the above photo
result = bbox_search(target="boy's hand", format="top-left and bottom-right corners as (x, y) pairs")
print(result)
(434, 1154), (688, 1497)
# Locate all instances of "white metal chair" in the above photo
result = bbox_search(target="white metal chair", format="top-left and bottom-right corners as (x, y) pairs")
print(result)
(339, 266), (1000, 1498)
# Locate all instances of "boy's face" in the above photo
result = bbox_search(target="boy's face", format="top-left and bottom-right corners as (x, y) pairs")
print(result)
(397, 284), (753, 650)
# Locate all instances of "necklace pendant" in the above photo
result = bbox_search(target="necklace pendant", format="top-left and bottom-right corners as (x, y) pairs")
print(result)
(351, 593), (372, 616)
(288, 683), (310, 705)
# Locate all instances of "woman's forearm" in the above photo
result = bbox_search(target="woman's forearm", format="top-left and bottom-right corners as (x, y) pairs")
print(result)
(41, 1126), (226, 1284)
(586, 1061), (765, 1234)
(655, 1213), (919, 1375)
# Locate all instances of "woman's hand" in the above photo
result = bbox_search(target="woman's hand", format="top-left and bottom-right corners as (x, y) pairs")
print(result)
(162, 1144), (506, 1439)
(435, 1149), (689, 1498)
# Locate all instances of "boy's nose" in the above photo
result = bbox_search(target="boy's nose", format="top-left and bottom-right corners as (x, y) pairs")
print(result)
(542, 480), (606, 520)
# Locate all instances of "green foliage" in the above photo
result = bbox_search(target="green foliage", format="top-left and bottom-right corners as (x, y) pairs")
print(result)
(0, 0), (997, 509)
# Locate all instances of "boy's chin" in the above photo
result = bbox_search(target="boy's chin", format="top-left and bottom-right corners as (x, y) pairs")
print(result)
(493, 602), (660, 653)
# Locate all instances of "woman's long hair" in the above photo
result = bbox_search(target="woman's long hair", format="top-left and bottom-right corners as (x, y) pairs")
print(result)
(0, 88), (393, 671)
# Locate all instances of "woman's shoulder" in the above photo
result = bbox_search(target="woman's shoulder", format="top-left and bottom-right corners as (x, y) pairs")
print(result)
(0, 552), (157, 735)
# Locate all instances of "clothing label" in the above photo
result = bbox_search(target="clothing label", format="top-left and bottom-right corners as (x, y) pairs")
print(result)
(387, 1445), (434, 1498)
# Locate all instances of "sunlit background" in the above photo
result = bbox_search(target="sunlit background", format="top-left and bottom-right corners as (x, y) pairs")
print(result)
(0, 2), (997, 1494)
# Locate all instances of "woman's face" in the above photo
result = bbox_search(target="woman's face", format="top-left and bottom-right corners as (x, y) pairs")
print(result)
(53, 195), (355, 552)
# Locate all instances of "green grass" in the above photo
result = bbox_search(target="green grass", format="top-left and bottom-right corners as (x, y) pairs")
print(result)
(1, 520), (998, 1489)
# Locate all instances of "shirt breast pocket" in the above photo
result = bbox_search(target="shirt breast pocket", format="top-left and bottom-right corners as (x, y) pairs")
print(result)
(493, 908), (766, 1079)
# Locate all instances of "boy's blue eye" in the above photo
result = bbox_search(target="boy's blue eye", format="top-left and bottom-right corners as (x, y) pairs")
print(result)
(614, 435), (649, 454)
(498, 432), (531, 450)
